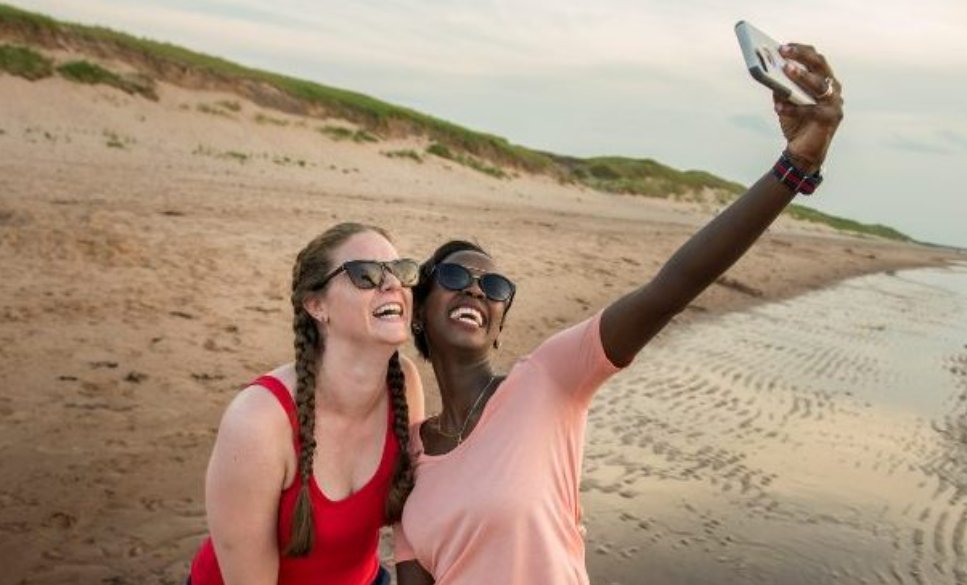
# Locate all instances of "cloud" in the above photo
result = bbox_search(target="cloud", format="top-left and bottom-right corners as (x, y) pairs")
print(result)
(883, 135), (953, 155)
(938, 130), (967, 150)
(730, 114), (774, 137)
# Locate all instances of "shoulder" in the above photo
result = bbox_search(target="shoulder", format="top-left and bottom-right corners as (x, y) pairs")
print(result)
(399, 353), (425, 423)
(217, 377), (294, 451)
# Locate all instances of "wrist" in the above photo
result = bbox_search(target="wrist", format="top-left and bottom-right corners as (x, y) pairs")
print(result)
(784, 150), (822, 175)
(772, 150), (823, 195)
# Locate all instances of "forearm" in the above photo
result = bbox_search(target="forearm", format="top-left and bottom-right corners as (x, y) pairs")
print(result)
(651, 170), (795, 313)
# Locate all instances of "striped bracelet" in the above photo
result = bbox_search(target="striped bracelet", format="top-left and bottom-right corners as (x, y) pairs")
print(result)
(772, 151), (823, 195)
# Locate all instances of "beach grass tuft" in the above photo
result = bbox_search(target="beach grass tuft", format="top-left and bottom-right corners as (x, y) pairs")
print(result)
(426, 142), (507, 178)
(0, 43), (52, 79)
(57, 60), (157, 99)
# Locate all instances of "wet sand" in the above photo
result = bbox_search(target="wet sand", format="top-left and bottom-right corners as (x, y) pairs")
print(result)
(0, 73), (964, 584)
(582, 265), (967, 585)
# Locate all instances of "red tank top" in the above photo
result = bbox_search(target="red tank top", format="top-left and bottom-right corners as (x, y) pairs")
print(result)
(189, 375), (399, 585)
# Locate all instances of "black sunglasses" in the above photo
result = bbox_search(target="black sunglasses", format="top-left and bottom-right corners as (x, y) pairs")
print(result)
(434, 262), (515, 303)
(317, 259), (419, 290)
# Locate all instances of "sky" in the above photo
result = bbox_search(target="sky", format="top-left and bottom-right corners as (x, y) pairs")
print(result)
(12, 0), (967, 248)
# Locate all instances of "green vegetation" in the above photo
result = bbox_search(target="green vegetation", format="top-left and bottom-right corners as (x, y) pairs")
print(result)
(557, 155), (745, 201)
(192, 144), (249, 163)
(103, 130), (134, 149)
(216, 99), (241, 112)
(0, 3), (914, 241)
(318, 125), (379, 143)
(787, 204), (912, 241)
(426, 142), (507, 179)
(382, 149), (423, 162)
(0, 3), (546, 171)
(56, 60), (156, 99)
(196, 102), (235, 117)
(0, 43), (52, 79)
(254, 112), (289, 126)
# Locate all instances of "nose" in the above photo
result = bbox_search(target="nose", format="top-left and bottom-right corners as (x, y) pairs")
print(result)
(461, 276), (486, 299)
(379, 265), (406, 291)
(380, 270), (402, 291)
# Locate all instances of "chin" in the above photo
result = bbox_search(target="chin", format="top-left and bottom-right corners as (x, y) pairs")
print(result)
(370, 322), (410, 346)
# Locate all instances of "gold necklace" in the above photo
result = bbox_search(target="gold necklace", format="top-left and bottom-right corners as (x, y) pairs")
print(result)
(433, 376), (499, 444)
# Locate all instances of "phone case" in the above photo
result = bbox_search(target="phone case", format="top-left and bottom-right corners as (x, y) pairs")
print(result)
(734, 21), (815, 106)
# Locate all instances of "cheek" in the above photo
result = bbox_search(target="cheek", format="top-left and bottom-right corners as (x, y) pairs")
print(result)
(422, 291), (455, 326)
(330, 288), (371, 319)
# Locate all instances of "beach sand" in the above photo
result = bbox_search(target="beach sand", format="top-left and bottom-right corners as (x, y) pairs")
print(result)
(0, 74), (963, 584)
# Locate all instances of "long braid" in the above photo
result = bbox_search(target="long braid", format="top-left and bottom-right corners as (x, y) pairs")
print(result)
(283, 222), (395, 556)
(284, 309), (320, 556)
(384, 351), (413, 523)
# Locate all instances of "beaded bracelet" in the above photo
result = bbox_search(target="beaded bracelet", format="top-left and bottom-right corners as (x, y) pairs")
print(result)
(771, 151), (823, 195)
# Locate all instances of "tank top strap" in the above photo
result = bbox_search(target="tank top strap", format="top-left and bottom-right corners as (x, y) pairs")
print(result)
(252, 375), (300, 452)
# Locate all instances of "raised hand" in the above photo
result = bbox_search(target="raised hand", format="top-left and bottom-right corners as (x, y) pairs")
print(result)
(775, 43), (845, 173)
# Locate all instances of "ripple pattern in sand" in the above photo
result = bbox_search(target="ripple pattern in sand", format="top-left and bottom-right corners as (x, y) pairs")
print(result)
(584, 265), (967, 585)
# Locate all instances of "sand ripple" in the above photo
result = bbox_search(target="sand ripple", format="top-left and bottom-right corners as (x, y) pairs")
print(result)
(583, 265), (967, 585)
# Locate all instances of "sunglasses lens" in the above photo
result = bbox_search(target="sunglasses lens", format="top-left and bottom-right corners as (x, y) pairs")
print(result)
(436, 263), (514, 302)
(344, 262), (382, 289)
(480, 274), (514, 302)
(389, 259), (419, 287)
(436, 263), (472, 291)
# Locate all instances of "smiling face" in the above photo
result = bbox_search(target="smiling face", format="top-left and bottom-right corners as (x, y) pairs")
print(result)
(308, 230), (413, 348)
(419, 249), (508, 358)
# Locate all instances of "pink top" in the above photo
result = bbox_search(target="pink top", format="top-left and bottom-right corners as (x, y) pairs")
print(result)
(395, 312), (622, 584)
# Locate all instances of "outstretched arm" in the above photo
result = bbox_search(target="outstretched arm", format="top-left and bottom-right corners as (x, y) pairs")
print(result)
(601, 43), (844, 367)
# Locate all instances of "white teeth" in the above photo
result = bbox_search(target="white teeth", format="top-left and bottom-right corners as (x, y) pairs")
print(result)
(449, 306), (484, 327)
(374, 303), (403, 319)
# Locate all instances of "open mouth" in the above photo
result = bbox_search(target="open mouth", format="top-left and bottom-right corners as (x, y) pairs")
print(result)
(449, 305), (485, 328)
(373, 302), (404, 320)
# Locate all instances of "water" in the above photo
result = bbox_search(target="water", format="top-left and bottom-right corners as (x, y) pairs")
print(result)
(584, 264), (967, 585)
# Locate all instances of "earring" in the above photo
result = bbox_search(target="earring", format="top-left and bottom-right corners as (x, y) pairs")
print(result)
(412, 322), (423, 334)
(493, 338), (501, 350)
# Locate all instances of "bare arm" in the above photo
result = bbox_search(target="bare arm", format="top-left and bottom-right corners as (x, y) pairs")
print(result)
(206, 388), (292, 585)
(601, 43), (844, 366)
(401, 353), (426, 424)
(397, 560), (435, 585)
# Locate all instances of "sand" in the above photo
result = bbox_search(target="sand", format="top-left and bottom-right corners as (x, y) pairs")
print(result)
(0, 71), (963, 585)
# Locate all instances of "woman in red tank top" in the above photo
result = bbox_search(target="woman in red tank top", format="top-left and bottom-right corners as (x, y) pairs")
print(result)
(187, 222), (425, 585)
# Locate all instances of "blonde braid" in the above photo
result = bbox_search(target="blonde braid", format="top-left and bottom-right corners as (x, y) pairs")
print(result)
(282, 222), (393, 556)
(384, 351), (414, 523)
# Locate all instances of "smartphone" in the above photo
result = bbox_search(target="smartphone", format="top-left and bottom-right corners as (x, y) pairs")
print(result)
(734, 20), (815, 106)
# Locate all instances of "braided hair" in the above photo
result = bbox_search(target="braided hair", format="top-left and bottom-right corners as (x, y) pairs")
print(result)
(285, 222), (414, 556)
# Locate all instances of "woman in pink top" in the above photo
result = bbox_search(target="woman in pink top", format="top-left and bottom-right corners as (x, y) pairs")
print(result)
(396, 44), (844, 584)
(188, 222), (425, 585)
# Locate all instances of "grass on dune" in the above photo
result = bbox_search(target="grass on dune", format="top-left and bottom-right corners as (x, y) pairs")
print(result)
(0, 43), (52, 79)
(0, 3), (915, 242)
(56, 60), (157, 99)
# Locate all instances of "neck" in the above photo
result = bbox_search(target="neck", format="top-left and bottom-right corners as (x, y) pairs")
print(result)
(316, 335), (394, 419)
(430, 352), (495, 424)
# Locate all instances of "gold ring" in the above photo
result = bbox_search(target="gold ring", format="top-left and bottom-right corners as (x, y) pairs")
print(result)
(817, 77), (835, 100)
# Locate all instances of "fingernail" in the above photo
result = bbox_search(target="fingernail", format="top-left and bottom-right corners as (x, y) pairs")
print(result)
(780, 44), (792, 55)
